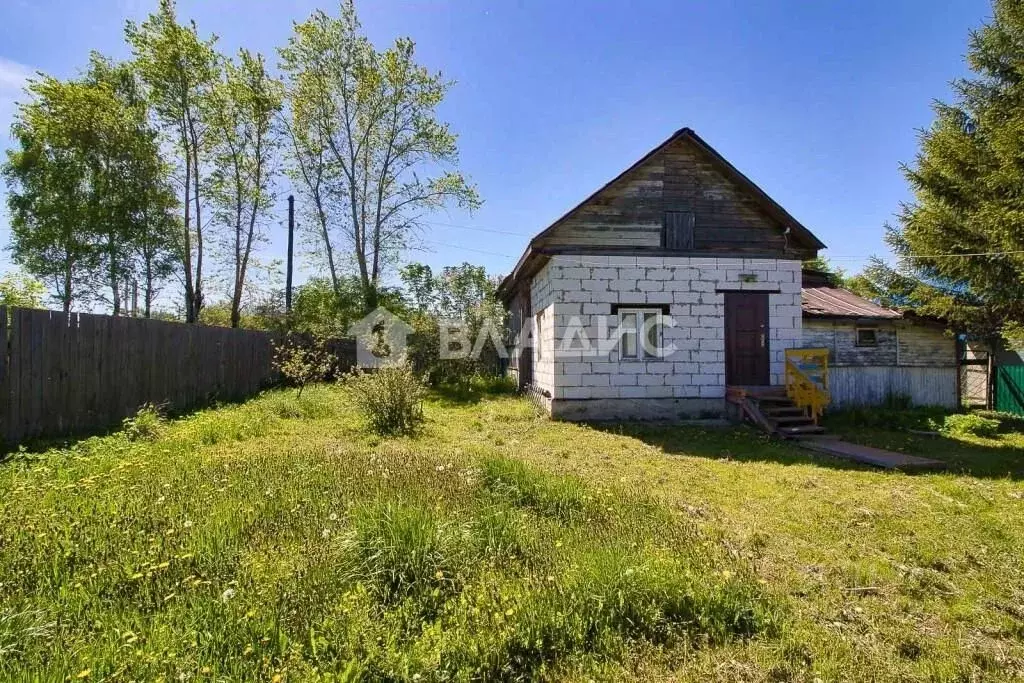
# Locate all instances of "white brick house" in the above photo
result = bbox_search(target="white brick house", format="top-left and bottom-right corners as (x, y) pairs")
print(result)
(498, 128), (826, 420)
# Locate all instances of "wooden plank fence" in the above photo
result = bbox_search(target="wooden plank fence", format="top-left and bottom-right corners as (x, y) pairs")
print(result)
(0, 307), (355, 448)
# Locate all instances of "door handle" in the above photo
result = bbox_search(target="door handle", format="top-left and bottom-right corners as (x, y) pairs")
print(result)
(759, 333), (766, 348)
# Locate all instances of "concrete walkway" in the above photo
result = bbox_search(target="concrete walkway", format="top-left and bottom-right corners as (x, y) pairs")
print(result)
(797, 437), (947, 471)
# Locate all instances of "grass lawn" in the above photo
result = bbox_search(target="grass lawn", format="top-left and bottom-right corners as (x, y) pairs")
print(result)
(1, 386), (1023, 681)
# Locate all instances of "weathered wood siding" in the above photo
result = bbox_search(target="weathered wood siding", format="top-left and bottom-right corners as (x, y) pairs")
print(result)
(802, 319), (955, 368)
(536, 138), (805, 257)
(802, 319), (957, 408)
(829, 367), (958, 409)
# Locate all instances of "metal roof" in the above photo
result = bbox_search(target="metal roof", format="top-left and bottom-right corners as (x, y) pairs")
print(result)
(801, 286), (902, 320)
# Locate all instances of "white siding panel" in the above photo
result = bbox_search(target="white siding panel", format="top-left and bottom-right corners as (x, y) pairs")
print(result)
(828, 366), (957, 409)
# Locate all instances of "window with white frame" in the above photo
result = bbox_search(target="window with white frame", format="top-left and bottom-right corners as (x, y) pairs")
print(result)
(618, 308), (662, 360)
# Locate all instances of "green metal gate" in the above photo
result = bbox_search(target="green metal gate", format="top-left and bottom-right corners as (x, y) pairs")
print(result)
(995, 365), (1024, 416)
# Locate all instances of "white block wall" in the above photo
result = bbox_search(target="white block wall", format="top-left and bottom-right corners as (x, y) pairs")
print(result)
(537, 255), (803, 402)
(529, 262), (555, 396)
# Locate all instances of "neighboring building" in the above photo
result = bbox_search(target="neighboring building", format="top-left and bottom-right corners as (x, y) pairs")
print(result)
(800, 270), (958, 409)
(498, 128), (824, 420)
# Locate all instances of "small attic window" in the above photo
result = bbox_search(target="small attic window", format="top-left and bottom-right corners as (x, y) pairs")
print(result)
(856, 327), (878, 347)
(662, 211), (695, 251)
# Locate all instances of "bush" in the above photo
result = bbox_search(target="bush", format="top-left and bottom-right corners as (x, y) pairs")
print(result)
(975, 410), (1024, 434)
(406, 313), (506, 388)
(346, 365), (426, 436)
(940, 413), (1001, 439)
(122, 403), (166, 442)
(272, 333), (336, 397)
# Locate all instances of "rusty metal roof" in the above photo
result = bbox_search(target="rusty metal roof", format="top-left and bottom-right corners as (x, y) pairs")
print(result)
(801, 286), (902, 319)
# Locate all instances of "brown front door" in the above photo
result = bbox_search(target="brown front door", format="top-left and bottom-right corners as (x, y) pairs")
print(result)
(725, 292), (770, 386)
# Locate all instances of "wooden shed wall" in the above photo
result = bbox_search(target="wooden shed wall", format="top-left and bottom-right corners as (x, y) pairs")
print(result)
(829, 367), (958, 409)
(535, 138), (807, 257)
(802, 319), (955, 368)
(802, 319), (957, 408)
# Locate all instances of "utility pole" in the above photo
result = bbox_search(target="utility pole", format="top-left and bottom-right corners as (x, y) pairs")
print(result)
(286, 194), (295, 317)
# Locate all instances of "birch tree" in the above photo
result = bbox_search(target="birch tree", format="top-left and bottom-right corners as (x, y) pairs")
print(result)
(126, 0), (220, 322)
(208, 50), (283, 327)
(279, 1), (480, 311)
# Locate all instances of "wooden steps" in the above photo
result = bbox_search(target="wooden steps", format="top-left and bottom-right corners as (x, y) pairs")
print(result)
(727, 386), (825, 437)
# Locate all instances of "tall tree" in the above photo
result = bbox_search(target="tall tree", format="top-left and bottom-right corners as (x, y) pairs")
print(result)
(3, 74), (97, 312)
(126, 0), (220, 322)
(279, 1), (480, 311)
(82, 54), (177, 315)
(208, 50), (283, 327)
(885, 0), (1024, 344)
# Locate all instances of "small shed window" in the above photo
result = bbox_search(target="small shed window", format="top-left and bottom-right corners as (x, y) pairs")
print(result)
(662, 211), (695, 251)
(856, 327), (878, 347)
(619, 308), (662, 360)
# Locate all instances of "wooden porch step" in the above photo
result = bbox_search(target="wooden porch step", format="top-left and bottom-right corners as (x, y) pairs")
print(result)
(771, 414), (817, 425)
(762, 406), (806, 417)
(728, 384), (827, 438)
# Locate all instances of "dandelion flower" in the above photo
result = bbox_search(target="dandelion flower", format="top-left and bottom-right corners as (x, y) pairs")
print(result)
(221, 588), (236, 602)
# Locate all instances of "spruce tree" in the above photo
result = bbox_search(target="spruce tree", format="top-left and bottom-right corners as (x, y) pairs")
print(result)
(880, 0), (1024, 344)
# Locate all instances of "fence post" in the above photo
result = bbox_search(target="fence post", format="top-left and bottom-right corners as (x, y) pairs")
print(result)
(0, 307), (6, 447)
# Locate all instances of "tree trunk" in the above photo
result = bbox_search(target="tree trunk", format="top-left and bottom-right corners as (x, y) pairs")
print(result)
(108, 235), (121, 316)
(181, 146), (196, 323)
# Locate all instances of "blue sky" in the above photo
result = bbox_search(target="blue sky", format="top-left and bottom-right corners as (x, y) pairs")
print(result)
(0, 0), (992, 304)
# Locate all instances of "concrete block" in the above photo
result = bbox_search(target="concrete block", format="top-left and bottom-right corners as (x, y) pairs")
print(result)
(618, 385), (649, 399)
(700, 384), (726, 398)
(673, 290), (700, 304)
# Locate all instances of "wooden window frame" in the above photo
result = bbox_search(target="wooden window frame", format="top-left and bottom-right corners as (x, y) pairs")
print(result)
(618, 307), (663, 361)
(855, 327), (878, 348)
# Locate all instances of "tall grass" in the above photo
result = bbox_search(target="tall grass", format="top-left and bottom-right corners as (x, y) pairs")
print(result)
(0, 385), (771, 680)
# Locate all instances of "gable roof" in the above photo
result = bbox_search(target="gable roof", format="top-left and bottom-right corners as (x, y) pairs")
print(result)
(498, 127), (826, 300)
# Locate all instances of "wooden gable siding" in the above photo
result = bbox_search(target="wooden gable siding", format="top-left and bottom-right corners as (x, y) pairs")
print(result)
(536, 137), (797, 256)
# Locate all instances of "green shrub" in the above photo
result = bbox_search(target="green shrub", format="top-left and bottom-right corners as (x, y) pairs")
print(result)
(940, 413), (1001, 438)
(346, 365), (426, 436)
(975, 410), (1024, 434)
(121, 403), (166, 442)
(272, 333), (335, 397)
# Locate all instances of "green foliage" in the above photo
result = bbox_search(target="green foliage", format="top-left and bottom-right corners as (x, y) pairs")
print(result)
(0, 271), (45, 309)
(271, 334), (335, 397)
(287, 276), (408, 338)
(122, 403), (167, 442)
(940, 413), (1001, 439)
(6, 386), (1024, 678)
(881, 0), (1024, 342)
(345, 502), (467, 605)
(126, 0), (221, 322)
(802, 256), (847, 284)
(481, 456), (595, 523)
(280, 1), (480, 310)
(2, 55), (176, 314)
(207, 49), (283, 328)
(345, 365), (426, 435)
(401, 261), (507, 386)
